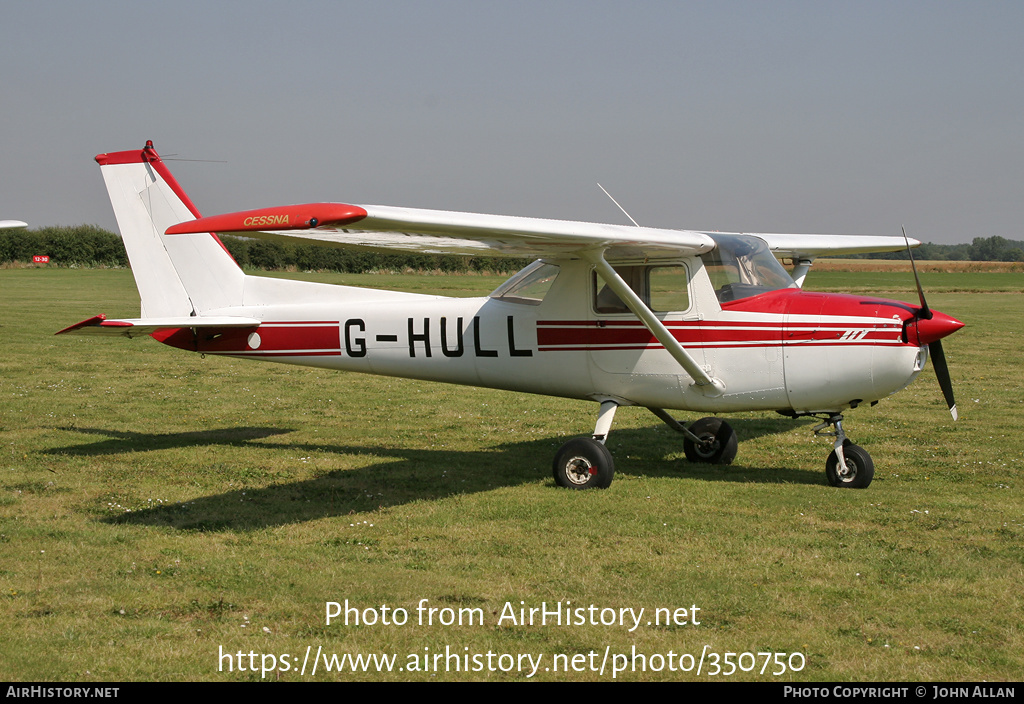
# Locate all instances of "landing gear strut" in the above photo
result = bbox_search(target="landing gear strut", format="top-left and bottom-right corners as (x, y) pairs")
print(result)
(812, 414), (874, 488)
(552, 403), (741, 489)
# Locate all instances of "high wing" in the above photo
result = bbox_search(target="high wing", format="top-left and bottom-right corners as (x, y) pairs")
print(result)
(746, 232), (917, 260)
(164, 202), (918, 261)
(165, 203), (714, 259)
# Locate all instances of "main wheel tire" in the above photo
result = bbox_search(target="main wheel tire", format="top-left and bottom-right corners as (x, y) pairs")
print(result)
(553, 437), (614, 489)
(825, 442), (874, 488)
(683, 417), (738, 465)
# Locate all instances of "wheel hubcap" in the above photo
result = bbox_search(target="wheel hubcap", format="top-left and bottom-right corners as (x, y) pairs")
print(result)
(565, 457), (596, 485)
(696, 434), (719, 458)
(838, 458), (857, 480)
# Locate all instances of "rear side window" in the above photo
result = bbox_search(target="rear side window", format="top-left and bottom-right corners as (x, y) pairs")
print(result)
(593, 264), (689, 313)
(648, 265), (689, 312)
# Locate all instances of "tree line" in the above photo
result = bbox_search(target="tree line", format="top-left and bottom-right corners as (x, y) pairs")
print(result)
(0, 225), (528, 273)
(2, 224), (1022, 269)
(844, 236), (1024, 262)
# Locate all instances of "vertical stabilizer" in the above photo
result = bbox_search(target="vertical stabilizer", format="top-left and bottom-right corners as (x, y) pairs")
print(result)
(95, 141), (244, 317)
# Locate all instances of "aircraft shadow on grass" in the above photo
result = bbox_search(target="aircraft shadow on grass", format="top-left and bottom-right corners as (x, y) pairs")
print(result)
(48, 420), (821, 531)
(48, 426), (297, 455)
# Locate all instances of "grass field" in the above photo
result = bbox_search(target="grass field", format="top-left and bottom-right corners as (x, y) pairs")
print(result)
(1, 267), (1021, 681)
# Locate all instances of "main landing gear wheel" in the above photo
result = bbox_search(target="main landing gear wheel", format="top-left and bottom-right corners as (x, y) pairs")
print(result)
(683, 417), (738, 465)
(553, 437), (614, 490)
(825, 441), (874, 488)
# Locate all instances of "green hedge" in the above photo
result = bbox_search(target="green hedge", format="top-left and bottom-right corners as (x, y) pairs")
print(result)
(218, 236), (527, 273)
(3, 225), (1022, 269)
(0, 225), (129, 267)
(214, 233), (520, 272)
(0, 226), (527, 273)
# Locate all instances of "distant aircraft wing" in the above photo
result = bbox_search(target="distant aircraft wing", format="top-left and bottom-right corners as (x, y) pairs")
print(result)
(164, 203), (717, 260)
(56, 314), (260, 337)
(0, 220), (28, 229)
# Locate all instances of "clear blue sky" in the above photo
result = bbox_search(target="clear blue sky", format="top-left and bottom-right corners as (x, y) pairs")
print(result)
(2, 1), (1021, 244)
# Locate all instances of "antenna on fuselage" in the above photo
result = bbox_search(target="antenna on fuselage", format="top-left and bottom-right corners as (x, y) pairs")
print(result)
(597, 183), (640, 227)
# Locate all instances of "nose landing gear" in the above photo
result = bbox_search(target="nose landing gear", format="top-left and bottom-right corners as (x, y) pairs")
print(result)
(812, 414), (874, 488)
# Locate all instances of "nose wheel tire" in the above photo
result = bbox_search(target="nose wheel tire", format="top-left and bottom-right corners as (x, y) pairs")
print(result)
(825, 442), (874, 488)
(553, 437), (614, 489)
(683, 417), (738, 465)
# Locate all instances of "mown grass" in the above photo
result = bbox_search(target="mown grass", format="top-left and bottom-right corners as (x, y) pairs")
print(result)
(1, 268), (1021, 681)
(808, 268), (1024, 294)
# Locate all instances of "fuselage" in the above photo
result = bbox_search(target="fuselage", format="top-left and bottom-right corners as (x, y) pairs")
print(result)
(152, 253), (960, 416)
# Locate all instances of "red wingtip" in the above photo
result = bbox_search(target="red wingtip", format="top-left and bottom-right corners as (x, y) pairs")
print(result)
(165, 203), (368, 235)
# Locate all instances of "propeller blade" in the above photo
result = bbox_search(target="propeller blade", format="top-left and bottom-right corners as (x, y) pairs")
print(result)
(929, 339), (958, 421)
(903, 227), (957, 419)
(902, 226), (932, 320)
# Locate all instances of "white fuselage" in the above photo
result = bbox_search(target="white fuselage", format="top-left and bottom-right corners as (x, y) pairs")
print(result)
(179, 256), (923, 416)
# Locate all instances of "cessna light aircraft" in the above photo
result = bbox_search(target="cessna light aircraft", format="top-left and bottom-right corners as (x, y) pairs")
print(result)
(59, 141), (963, 490)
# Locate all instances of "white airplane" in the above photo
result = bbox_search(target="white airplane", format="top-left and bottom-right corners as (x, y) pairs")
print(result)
(0, 220), (27, 229)
(59, 141), (963, 490)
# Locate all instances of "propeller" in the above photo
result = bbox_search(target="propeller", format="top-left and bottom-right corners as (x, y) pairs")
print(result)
(902, 227), (959, 420)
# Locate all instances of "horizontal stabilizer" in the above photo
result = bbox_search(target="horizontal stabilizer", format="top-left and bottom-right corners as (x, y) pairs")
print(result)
(56, 314), (261, 338)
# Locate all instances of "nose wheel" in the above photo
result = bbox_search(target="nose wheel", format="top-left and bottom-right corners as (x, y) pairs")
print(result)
(825, 441), (874, 488)
(813, 414), (874, 488)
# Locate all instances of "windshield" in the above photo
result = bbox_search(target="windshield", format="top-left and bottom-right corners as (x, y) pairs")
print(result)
(700, 234), (796, 303)
(489, 260), (560, 305)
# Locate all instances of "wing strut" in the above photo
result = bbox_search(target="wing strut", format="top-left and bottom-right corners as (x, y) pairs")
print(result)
(790, 257), (816, 288)
(583, 250), (725, 397)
